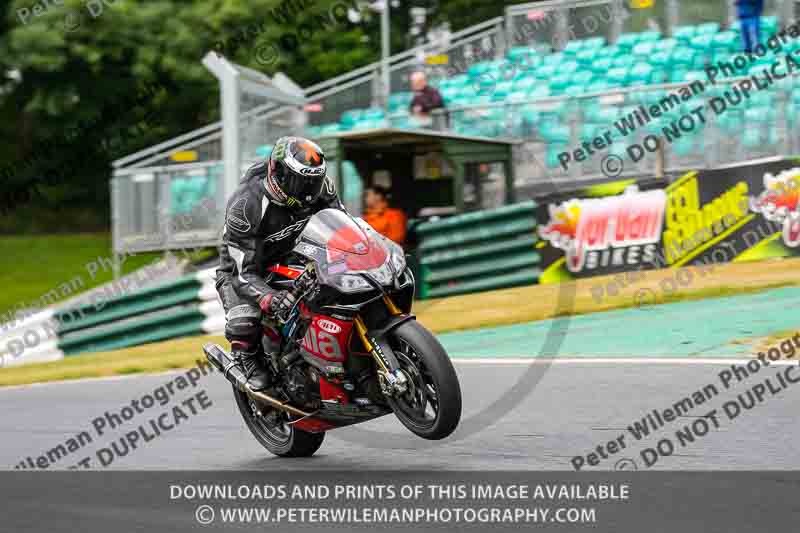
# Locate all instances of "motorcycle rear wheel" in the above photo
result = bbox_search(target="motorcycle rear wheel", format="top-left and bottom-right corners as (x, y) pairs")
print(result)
(233, 387), (325, 457)
(386, 321), (462, 440)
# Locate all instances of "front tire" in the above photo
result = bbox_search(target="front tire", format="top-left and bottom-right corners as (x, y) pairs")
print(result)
(386, 320), (462, 440)
(233, 387), (325, 457)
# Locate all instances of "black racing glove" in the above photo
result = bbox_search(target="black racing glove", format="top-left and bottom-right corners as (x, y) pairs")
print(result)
(259, 290), (297, 322)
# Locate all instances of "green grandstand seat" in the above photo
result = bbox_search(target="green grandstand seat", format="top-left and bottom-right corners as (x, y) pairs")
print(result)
(612, 55), (637, 69)
(672, 137), (697, 156)
(673, 26), (696, 44)
(586, 80), (612, 94)
(507, 46), (537, 63)
(582, 37), (606, 50)
(491, 81), (513, 101)
(647, 51), (671, 70)
(712, 31), (738, 52)
(629, 63), (655, 85)
(560, 60), (579, 75)
(571, 70), (594, 87)
(564, 85), (587, 97)
(340, 109), (365, 127)
(748, 91), (773, 108)
(696, 22), (721, 35)
(745, 107), (776, 123)
(655, 38), (679, 53)
(716, 112), (743, 132)
(507, 90), (529, 103)
(548, 74), (572, 94)
(615, 33), (641, 50)
(320, 123), (342, 134)
(606, 67), (630, 86)
(590, 57), (614, 75)
(449, 74), (469, 87)
(575, 49), (599, 65)
(535, 64), (559, 79)
(526, 85), (551, 99)
(362, 107), (385, 120)
(587, 105), (618, 123)
(541, 52), (566, 67)
(671, 47), (695, 68)
(538, 120), (570, 144)
(467, 61), (493, 78)
(388, 92), (412, 112)
(644, 118), (666, 135)
(546, 144), (570, 168)
(761, 16), (778, 36)
(607, 141), (627, 158)
(742, 128), (763, 148)
(388, 111), (411, 129)
(632, 41), (658, 57)
(690, 34), (715, 50)
(512, 76), (537, 92)
(563, 40), (585, 56)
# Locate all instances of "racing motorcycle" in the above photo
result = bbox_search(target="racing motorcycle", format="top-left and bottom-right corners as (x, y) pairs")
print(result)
(204, 208), (461, 457)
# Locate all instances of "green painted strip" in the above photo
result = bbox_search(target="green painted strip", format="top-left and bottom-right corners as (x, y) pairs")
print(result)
(416, 200), (537, 236)
(419, 218), (536, 253)
(58, 287), (202, 335)
(63, 321), (205, 355)
(426, 267), (541, 299)
(425, 252), (540, 284)
(421, 236), (539, 266)
(59, 306), (205, 355)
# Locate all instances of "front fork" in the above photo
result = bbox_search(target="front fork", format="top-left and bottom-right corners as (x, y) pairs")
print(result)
(353, 295), (409, 397)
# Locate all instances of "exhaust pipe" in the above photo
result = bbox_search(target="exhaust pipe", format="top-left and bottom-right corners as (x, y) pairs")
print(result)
(203, 343), (314, 419)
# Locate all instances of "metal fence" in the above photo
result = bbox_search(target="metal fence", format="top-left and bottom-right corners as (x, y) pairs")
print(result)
(111, 161), (225, 255)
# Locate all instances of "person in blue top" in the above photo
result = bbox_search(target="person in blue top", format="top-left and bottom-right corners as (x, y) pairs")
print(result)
(737, 0), (764, 54)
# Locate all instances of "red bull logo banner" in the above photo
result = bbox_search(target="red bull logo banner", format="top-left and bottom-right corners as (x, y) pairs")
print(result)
(535, 159), (800, 283)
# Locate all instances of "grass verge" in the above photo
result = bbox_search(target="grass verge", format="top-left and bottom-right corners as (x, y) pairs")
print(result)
(0, 233), (161, 318)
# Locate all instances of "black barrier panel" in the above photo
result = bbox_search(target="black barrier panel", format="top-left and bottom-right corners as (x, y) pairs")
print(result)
(534, 158), (800, 282)
(2, 471), (797, 532)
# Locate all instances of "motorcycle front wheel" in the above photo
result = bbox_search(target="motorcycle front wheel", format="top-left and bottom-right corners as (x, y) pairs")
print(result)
(233, 387), (325, 457)
(385, 320), (462, 440)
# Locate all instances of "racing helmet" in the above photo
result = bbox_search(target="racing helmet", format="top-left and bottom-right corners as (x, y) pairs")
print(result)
(265, 136), (327, 209)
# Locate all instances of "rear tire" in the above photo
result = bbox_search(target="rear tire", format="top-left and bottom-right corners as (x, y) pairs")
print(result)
(386, 321), (462, 440)
(233, 387), (325, 457)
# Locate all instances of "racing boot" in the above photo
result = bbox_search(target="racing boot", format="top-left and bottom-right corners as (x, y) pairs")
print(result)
(234, 344), (272, 391)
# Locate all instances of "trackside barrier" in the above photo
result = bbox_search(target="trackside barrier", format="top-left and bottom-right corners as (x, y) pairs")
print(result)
(0, 270), (226, 367)
(415, 201), (542, 299)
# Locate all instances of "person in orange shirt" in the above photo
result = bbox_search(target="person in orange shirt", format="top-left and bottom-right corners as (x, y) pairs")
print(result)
(363, 186), (407, 246)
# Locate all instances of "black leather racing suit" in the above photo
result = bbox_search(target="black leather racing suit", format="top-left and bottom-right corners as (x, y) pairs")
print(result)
(216, 160), (345, 353)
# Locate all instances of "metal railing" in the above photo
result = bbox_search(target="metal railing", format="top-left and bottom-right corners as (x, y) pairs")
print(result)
(111, 161), (225, 254)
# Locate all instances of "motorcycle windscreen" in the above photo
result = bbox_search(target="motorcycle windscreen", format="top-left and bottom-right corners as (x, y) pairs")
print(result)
(299, 208), (388, 272)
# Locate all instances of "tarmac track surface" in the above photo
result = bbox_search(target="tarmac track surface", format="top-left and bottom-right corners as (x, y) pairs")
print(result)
(2, 359), (799, 471)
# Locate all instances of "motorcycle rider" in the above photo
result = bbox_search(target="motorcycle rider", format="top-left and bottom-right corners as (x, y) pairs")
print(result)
(216, 136), (344, 391)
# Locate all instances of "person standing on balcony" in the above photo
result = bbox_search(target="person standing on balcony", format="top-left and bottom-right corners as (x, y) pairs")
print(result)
(737, 0), (764, 54)
(409, 71), (445, 124)
(363, 186), (407, 246)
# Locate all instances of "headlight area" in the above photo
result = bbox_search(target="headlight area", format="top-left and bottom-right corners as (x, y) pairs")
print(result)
(337, 274), (373, 293)
(333, 262), (397, 293)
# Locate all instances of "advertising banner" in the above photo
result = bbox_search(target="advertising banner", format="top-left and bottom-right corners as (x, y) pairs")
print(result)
(535, 158), (800, 283)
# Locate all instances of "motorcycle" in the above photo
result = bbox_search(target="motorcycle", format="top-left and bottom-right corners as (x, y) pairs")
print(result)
(203, 208), (462, 457)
